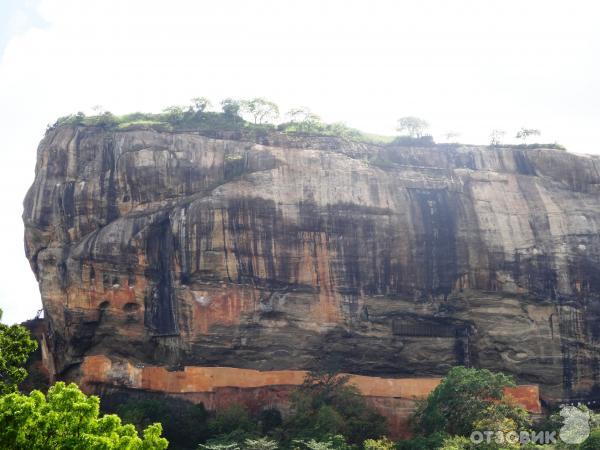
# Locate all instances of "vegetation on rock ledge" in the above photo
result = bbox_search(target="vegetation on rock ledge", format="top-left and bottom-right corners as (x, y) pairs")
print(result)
(46, 98), (565, 150)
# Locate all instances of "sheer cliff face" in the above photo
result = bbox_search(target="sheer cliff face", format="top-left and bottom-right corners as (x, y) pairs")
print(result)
(23, 125), (600, 400)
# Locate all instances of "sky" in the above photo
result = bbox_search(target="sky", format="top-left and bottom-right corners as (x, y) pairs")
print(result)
(0, 0), (599, 324)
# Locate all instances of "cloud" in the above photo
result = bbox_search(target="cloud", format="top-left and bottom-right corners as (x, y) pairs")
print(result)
(0, 0), (47, 58)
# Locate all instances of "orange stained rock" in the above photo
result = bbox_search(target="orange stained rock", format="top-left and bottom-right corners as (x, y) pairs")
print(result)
(192, 287), (253, 334)
(298, 231), (341, 324)
(505, 385), (542, 414)
(140, 365), (306, 392)
(79, 355), (540, 413)
(348, 374), (442, 399)
(68, 263), (146, 313)
(184, 229), (344, 335)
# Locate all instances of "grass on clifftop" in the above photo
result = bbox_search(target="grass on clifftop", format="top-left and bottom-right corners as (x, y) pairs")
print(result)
(46, 108), (566, 150)
(47, 109), (400, 146)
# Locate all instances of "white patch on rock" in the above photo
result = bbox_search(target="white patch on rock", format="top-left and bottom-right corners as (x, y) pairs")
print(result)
(192, 292), (211, 306)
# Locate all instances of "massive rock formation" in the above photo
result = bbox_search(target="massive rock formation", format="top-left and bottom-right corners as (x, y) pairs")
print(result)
(23, 124), (600, 406)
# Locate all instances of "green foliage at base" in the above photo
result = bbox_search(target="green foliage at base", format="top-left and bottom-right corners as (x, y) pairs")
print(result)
(117, 398), (209, 450)
(0, 382), (168, 449)
(395, 432), (448, 450)
(0, 308), (38, 395)
(362, 437), (394, 450)
(281, 370), (387, 445)
(581, 429), (600, 450)
(438, 435), (472, 450)
(204, 404), (259, 445)
(112, 399), (285, 450)
(412, 366), (529, 437)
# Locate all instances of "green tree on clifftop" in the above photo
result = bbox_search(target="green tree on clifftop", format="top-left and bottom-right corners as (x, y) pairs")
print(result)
(286, 107), (323, 132)
(221, 98), (242, 117)
(489, 129), (506, 146)
(396, 116), (429, 138)
(516, 127), (541, 144)
(191, 97), (212, 113)
(240, 98), (279, 124)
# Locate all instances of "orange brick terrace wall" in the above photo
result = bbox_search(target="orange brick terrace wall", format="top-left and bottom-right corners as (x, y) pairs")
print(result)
(79, 355), (541, 438)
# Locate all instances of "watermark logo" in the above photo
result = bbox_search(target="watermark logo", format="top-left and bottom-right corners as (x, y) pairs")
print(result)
(559, 405), (590, 444)
(470, 430), (557, 445)
(470, 405), (591, 446)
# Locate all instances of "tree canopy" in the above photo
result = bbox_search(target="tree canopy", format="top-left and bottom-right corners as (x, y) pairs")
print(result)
(412, 366), (530, 438)
(396, 116), (429, 138)
(116, 397), (209, 449)
(286, 107), (322, 132)
(221, 98), (242, 117)
(516, 127), (541, 143)
(0, 382), (168, 449)
(284, 369), (386, 444)
(191, 97), (212, 113)
(489, 129), (506, 146)
(0, 308), (38, 395)
(240, 98), (280, 124)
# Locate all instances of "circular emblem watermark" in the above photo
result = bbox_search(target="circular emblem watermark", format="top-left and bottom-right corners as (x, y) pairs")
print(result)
(559, 405), (590, 445)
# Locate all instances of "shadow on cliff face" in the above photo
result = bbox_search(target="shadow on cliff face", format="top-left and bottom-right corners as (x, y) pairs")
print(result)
(408, 188), (457, 299)
(144, 217), (177, 336)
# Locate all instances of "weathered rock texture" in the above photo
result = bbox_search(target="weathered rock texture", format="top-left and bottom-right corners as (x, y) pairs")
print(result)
(23, 125), (600, 406)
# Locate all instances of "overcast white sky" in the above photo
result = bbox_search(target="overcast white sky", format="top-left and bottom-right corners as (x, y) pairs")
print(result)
(0, 0), (599, 324)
